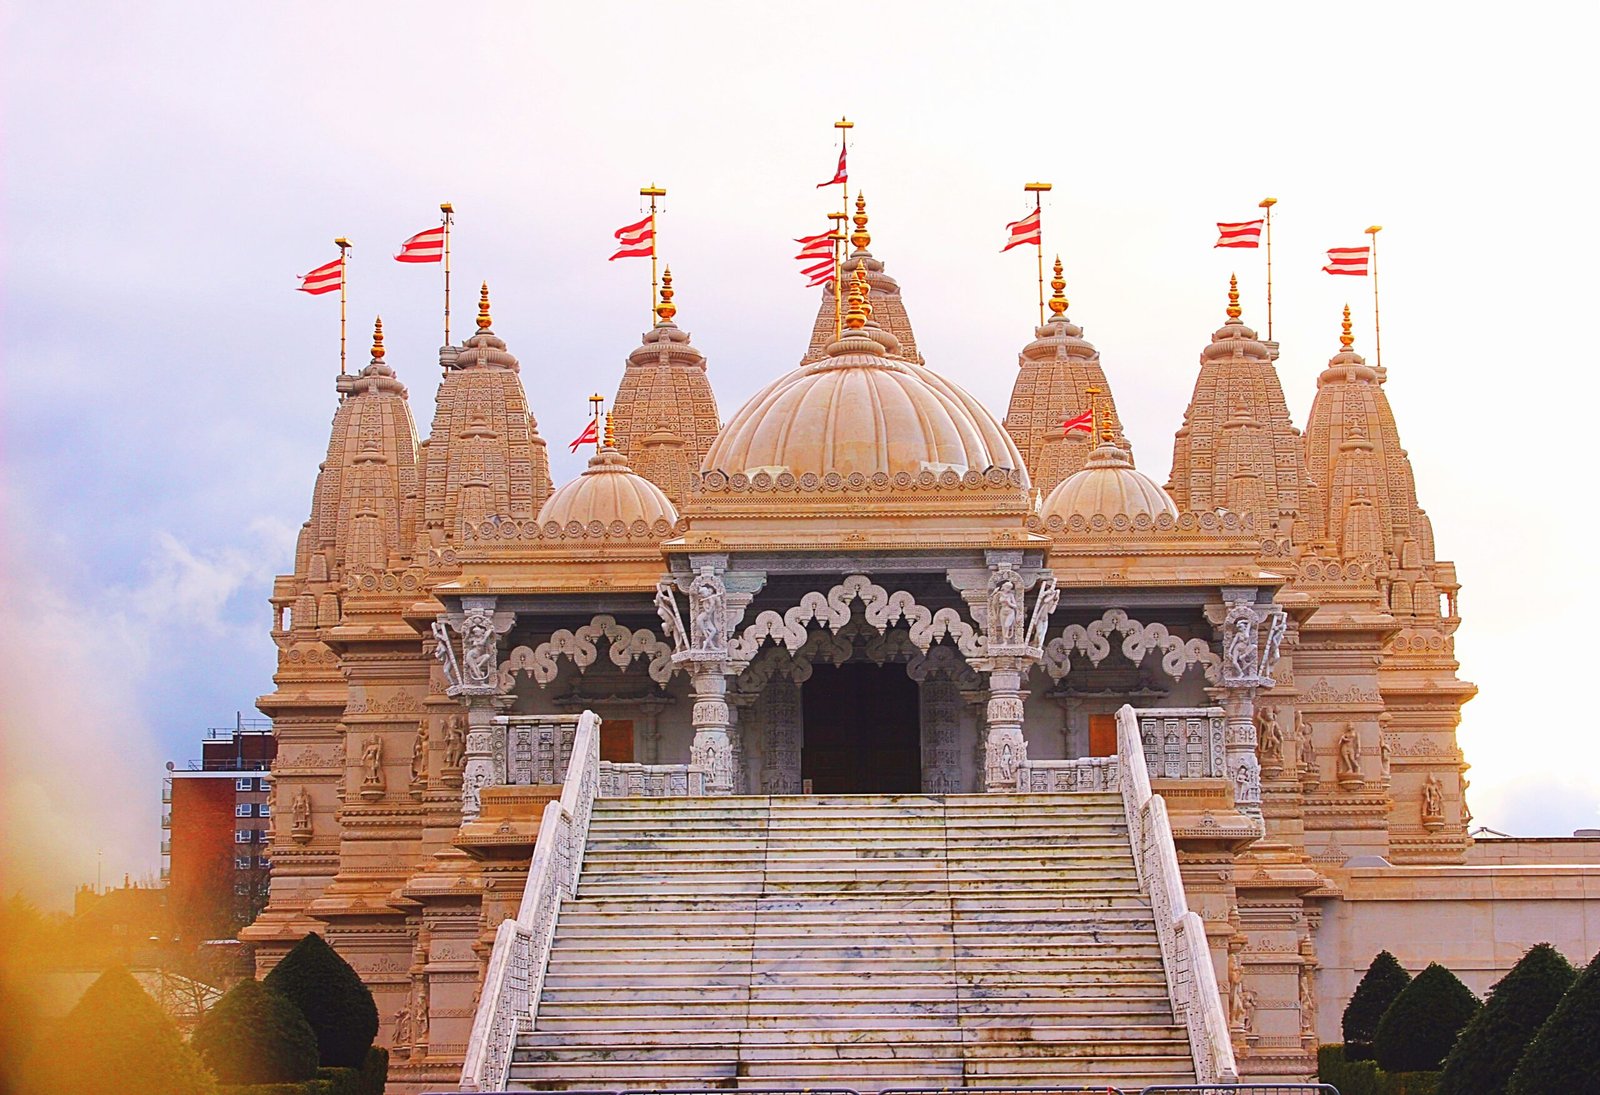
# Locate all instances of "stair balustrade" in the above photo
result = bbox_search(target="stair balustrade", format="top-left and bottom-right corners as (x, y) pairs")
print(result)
(1115, 703), (1239, 1086)
(460, 709), (601, 1092)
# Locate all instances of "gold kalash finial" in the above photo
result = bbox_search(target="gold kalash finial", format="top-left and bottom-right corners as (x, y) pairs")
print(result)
(477, 282), (492, 330)
(370, 316), (385, 361)
(1340, 303), (1354, 350)
(604, 411), (616, 448)
(1085, 385), (1105, 443)
(655, 266), (676, 325)
(844, 262), (871, 330)
(1226, 273), (1242, 321)
(851, 193), (871, 251)
(1048, 255), (1069, 317)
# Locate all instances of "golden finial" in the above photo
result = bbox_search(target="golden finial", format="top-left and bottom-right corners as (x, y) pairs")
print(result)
(1048, 255), (1069, 317)
(604, 411), (616, 449)
(370, 316), (385, 361)
(851, 193), (871, 251)
(844, 263), (869, 330)
(655, 266), (677, 324)
(1226, 273), (1241, 321)
(477, 281), (492, 330)
(1340, 303), (1354, 350)
(1085, 385), (1103, 441)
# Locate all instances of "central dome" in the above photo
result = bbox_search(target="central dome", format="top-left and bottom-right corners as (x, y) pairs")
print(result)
(704, 354), (1025, 481)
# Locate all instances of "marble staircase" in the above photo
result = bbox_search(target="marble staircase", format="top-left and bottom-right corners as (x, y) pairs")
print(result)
(505, 793), (1197, 1091)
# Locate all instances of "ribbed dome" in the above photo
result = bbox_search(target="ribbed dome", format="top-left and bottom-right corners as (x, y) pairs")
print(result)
(538, 447), (679, 529)
(1042, 441), (1177, 522)
(703, 352), (1026, 481)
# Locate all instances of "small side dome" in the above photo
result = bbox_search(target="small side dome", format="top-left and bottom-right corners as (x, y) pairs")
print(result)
(1042, 442), (1177, 522)
(538, 447), (679, 529)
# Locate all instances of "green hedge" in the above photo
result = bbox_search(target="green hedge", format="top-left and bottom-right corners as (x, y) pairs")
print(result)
(1374, 962), (1481, 1072)
(263, 934), (378, 1069)
(1321, 1044), (1441, 1095)
(1509, 946), (1600, 1094)
(358, 1046), (388, 1095)
(1345, 951), (1413, 1061)
(1440, 942), (1577, 1095)
(192, 979), (320, 1084)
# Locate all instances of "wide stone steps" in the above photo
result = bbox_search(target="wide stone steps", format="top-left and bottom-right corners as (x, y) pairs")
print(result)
(506, 793), (1193, 1091)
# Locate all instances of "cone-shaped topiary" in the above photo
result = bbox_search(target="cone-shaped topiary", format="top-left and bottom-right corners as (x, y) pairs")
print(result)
(262, 932), (379, 1068)
(23, 966), (217, 1095)
(1439, 943), (1577, 1095)
(1374, 961), (1481, 1072)
(1509, 947), (1600, 1095)
(1344, 950), (1413, 1061)
(190, 977), (320, 1083)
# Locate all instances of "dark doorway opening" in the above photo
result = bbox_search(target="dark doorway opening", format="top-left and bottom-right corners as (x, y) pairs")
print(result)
(801, 662), (921, 794)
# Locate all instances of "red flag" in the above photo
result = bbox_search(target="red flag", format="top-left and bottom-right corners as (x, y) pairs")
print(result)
(395, 225), (445, 263)
(1002, 208), (1042, 252)
(816, 144), (847, 188)
(569, 419), (599, 452)
(297, 257), (342, 295)
(609, 214), (654, 260)
(1323, 246), (1371, 275)
(1062, 410), (1094, 435)
(1215, 219), (1264, 248)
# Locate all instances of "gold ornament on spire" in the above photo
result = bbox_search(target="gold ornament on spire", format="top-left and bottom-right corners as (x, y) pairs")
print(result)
(851, 193), (871, 251)
(844, 263), (869, 330)
(370, 316), (385, 361)
(477, 282), (492, 330)
(1226, 273), (1242, 321)
(604, 411), (616, 448)
(1340, 303), (1354, 350)
(1048, 255), (1069, 317)
(656, 266), (677, 324)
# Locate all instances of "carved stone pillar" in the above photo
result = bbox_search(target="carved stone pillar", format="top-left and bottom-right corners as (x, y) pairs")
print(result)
(689, 667), (735, 795)
(758, 677), (803, 795)
(666, 559), (760, 797)
(434, 595), (515, 821)
(982, 663), (1029, 790)
(1206, 589), (1287, 818)
(918, 677), (962, 795)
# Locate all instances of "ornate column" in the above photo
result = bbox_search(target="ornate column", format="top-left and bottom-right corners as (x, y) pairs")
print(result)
(963, 559), (1059, 792)
(431, 595), (515, 821)
(1205, 588), (1287, 818)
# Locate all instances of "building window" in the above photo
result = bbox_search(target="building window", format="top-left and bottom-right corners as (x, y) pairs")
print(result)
(257, 856), (272, 869)
(259, 802), (271, 817)
(235, 830), (253, 843)
(235, 778), (253, 791)
(235, 856), (252, 870)
(235, 803), (253, 818)
(234, 882), (251, 896)
(258, 777), (271, 791)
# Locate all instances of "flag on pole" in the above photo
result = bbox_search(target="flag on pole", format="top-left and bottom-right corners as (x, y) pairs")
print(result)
(1323, 246), (1371, 275)
(298, 257), (343, 295)
(569, 418), (600, 452)
(395, 225), (446, 263)
(816, 144), (847, 188)
(1062, 410), (1095, 436)
(609, 214), (655, 260)
(794, 230), (836, 286)
(1002, 208), (1042, 252)
(1214, 219), (1264, 248)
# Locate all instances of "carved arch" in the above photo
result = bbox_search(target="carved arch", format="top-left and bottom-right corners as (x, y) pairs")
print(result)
(1041, 608), (1220, 684)
(907, 643), (982, 688)
(498, 614), (674, 690)
(728, 573), (982, 663)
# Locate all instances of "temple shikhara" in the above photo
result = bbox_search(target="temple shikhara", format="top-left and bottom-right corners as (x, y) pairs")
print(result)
(245, 195), (1594, 1092)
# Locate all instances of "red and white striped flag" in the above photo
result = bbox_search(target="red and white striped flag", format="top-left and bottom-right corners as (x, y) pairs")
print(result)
(395, 225), (445, 263)
(297, 257), (343, 295)
(816, 144), (847, 188)
(569, 418), (600, 452)
(1002, 208), (1042, 252)
(1323, 246), (1371, 275)
(795, 230), (836, 287)
(1214, 219), (1264, 248)
(1062, 410), (1094, 436)
(609, 214), (655, 260)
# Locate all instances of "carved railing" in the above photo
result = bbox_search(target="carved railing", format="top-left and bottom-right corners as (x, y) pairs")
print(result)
(1014, 706), (1225, 791)
(597, 762), (709, 797)
(1115, 703), (1238, 1086)
(493, 715), (576, 786)
(460, 709), (600, 1091)
(1015, 756), (1117, 792)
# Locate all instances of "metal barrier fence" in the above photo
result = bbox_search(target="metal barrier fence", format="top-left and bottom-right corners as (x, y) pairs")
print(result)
(431, 1086), (1338, 1095)
(1140, 1087), (1338, 1094)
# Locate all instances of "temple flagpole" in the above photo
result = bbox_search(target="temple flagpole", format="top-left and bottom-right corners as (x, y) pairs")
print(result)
(642, 185), (667, 323)
(1025, 183), (1052, 325)
(1366, 224), (1383, 369)
(1260, 197), (1277, 341)
(829, 211), (848, 341)
(335, 236), (351, 375)
(441, 203), (454, 346)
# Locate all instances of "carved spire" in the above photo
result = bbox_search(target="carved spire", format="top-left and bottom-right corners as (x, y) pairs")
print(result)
(850, 193), (871, 253)
(1048, 255), (1069, 317)
(655, 266), (677, 325)
(802, 193), (922, 365)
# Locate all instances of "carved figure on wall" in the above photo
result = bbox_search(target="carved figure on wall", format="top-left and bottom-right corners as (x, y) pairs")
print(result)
(1242, 989), (1258, 1035)
(443, 714), (467, 771)
(410, 720), (429, 786)
(655, 580), (688, 654)
(461, 610), (498, 685)
(361, 734), (384, 789)
(391, 1001), (412, 1048)
(430, 620), (462, 690)
(1462, 777), (1473, 825)
(1261, 611), (1287, 677)
(989, 572), (1023, 646)
(1024, 574), (1059, 649)
(1299, 959), (1317, 1037)
(998, 740), (1018, 784)
(1258, 706), (1283, 761)
(1224, 605), (1259, 681)
(291, 787), (312, 832)
(1297, 712), (1319, 779)
(1337, 723), (1362, 780)
(1380, 734), (1394, 782)
(1228, 948), (1246, 1025)
(690, 570), (727, 653)
(1423, 774), (1445, 822)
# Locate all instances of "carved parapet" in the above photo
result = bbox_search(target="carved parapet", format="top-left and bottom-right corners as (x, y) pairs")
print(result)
(597, 763), (709, 798)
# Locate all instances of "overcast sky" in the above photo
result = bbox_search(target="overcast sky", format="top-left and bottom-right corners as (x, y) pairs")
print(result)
(3, 2), (1597, 907)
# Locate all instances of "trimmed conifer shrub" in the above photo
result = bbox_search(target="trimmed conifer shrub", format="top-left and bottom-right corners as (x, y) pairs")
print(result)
(1374, 962), (1481, 1073)
(1345, 950), (1413, 1060)
(1509, 947), (1600, 1095)
(262, 933), (378, 1069)
(190, 978), (320, 1084)
(1439, 942), (1577, 1095)
(24, 965), (217, 1095)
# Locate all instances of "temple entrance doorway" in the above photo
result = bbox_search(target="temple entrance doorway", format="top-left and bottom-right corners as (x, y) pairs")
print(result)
(800, 663), (921, 794)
